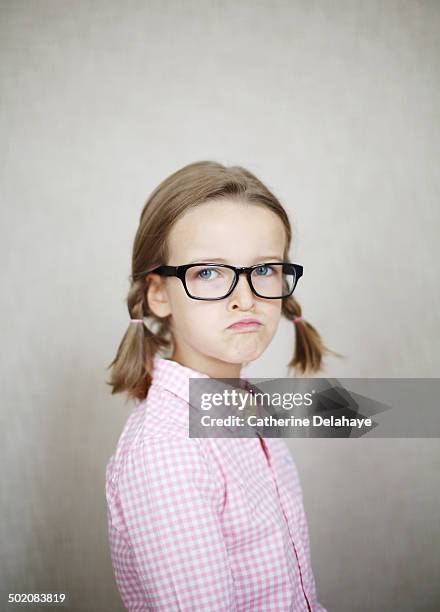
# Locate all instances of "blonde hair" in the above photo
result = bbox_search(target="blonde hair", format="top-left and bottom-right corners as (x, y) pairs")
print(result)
(106, 161), (343, 402)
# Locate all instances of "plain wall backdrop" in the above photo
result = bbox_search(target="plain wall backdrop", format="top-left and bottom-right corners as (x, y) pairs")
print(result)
(1, 1), (439, 610)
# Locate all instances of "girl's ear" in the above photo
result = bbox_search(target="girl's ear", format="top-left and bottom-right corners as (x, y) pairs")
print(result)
(146, 273), (172, 319)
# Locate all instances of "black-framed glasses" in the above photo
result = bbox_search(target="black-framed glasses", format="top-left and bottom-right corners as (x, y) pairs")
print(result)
(151, 262), (303, 300)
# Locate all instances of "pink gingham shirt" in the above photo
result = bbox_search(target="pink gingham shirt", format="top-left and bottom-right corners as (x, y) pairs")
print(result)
(105, 356), (326, 611)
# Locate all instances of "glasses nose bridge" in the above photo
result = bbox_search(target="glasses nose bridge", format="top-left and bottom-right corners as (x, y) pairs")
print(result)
(231, 265), (255, 294)
(235, 265), (253, 276)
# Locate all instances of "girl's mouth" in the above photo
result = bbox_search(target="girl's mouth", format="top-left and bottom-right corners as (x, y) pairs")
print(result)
(227, 320), (262, 331)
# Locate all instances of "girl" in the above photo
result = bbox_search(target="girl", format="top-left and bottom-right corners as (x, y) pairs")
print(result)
(105, 161), (337, 611)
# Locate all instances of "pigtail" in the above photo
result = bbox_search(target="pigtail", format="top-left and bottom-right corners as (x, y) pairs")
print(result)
(106, 278), (172, 403)
(282, 295), (345, 375)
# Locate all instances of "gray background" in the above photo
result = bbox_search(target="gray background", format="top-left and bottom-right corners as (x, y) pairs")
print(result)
(1, 1), (439, 610)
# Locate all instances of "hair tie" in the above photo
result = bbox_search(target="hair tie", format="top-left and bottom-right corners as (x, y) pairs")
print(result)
(293, 315), (303, 324)
(130, 319), (144, 324)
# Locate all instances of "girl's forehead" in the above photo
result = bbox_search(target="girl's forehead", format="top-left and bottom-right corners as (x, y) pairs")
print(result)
(167, 200), (286, 261)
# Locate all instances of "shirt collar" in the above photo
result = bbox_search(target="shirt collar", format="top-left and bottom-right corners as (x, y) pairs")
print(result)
(151, 355), (253, 405)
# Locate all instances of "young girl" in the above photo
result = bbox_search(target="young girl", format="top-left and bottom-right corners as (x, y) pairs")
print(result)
(105, 161), (336, 611)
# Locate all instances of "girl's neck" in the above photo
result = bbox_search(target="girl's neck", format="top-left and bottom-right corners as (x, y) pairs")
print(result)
(170, 349), (243, 379)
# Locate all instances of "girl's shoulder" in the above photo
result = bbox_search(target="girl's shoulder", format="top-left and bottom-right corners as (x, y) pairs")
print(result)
(107, 385), (219, 487)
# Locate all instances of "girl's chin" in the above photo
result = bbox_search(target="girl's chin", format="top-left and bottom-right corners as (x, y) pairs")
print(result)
(225, 343), (263, 363)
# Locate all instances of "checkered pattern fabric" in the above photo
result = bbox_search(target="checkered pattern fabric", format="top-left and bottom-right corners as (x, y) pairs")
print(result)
(105, 356), (326, 611)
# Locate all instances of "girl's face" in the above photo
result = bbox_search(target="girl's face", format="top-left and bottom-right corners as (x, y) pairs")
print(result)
(147, 199), (287, 378)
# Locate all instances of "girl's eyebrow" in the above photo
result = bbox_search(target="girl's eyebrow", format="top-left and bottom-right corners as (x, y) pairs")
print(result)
(187, 256), (284, 264)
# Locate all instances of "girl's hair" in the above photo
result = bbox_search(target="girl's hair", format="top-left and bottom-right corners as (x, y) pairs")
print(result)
(106, 161), (343, 403)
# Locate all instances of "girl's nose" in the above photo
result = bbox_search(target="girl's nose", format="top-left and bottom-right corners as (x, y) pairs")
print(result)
(228, 273), (255, 308)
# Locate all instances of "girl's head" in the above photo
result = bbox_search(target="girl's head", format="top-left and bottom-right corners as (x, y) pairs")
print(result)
(108, 161), (340, 402)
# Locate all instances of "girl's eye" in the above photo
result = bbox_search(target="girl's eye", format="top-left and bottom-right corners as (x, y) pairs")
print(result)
(255, 264), (274, 276)
(196, 268), (219, 280)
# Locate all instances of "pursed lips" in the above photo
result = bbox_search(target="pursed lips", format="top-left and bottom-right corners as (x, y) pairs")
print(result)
(227, 318), (262, 329)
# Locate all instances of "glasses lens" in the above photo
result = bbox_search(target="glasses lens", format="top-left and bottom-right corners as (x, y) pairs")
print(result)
(185, 265), (236, 298)
(251, 264), (296, 298)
